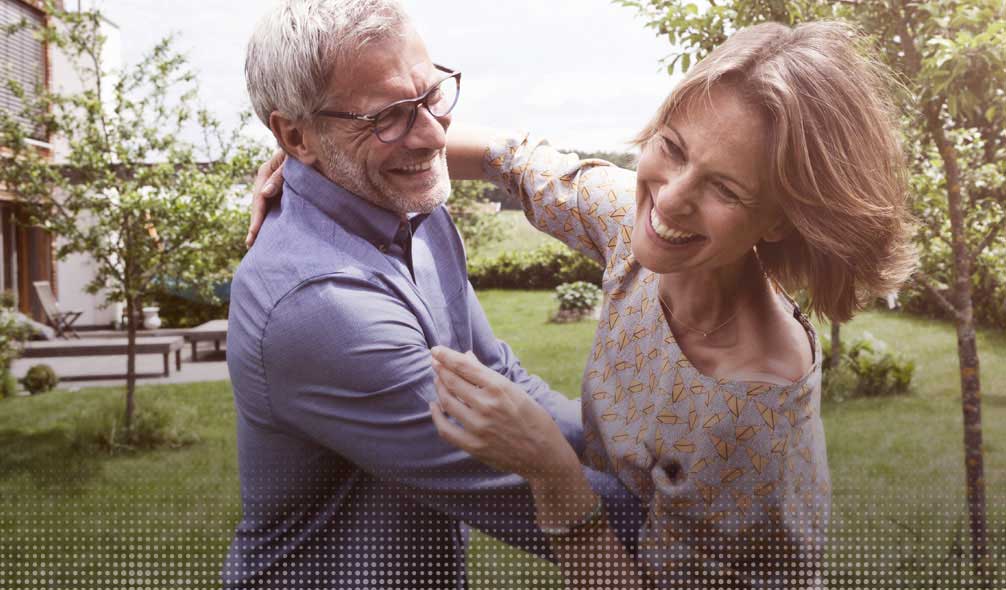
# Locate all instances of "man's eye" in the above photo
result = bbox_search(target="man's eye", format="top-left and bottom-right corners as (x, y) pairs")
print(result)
(375, 103), (411, 133)
(427, 86), (443, 105)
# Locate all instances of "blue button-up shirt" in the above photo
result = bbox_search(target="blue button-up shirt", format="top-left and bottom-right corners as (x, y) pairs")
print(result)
(223, 157), (641, 589)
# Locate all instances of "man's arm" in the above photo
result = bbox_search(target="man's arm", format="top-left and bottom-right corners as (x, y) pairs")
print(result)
(463, 281), (588, 455)
(262, 273), (641, 558)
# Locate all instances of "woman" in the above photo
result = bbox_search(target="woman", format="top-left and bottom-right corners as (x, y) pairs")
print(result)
(428, 20), (915, 588)
(248, 21), (916, 588)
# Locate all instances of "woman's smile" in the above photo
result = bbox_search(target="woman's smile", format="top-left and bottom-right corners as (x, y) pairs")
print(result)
(647, 206), (705, 246)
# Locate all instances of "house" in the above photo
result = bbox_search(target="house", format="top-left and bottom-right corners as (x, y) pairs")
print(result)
(0, 0), (119, 326)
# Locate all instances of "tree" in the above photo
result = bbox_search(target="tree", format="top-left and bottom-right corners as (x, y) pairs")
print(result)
(448, 180), (504, 254)
(572, 149), (638, 170)
(0, 3), (264, 436)
(617, 0), (1005, 577)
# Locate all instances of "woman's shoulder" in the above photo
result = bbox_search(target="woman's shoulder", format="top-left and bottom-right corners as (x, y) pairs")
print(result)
(731, 294), (817, 387)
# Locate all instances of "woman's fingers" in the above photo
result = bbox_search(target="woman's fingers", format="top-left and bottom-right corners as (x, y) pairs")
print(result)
(433, 358), (493, 414)
(264, 157), (285, 194)
(246, 149), (287, 248)
(431, 346), (509, 392)
(429, 399), (481, 451)
(246, 199), (268, 248)
(257, 147), (285, 185)
(433, 373), (482, 428)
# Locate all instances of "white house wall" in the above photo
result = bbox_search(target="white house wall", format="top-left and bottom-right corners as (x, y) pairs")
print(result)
(49, 9), (120, 327)
(57, 236), (117, 326)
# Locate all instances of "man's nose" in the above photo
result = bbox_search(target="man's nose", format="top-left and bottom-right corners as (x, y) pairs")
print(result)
(402, 106), (448, 151)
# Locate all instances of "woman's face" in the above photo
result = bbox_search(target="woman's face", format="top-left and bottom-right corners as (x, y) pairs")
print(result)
(632, 85), (786, 276)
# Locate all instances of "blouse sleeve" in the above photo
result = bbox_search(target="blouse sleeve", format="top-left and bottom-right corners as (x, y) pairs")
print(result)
(482, 133), (636, 270)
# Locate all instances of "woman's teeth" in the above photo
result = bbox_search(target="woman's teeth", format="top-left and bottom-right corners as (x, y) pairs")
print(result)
(650, 209), (702, 244)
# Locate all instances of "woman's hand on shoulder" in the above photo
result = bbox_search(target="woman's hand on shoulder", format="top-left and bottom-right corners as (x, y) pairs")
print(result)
(429, 346), (579, 482)
(246, 149), (286, 248)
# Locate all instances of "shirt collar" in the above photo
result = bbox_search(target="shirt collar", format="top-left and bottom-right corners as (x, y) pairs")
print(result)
(283, 156), (432, 248)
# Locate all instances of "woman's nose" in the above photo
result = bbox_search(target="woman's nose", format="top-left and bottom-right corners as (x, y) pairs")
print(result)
(653, 176), (697, 217)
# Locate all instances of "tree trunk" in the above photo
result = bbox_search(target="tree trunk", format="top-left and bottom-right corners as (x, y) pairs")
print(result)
(926, 103), (989, 576)
(950, 227), (987, 576)
(830, 322), (841, 369)
(957, 314), (987, 574)
(123, 209), (137, 440)
(124, 294), (137, 437)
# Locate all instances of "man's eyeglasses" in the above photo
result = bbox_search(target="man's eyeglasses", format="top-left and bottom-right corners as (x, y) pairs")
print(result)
(315, 64), (461, 144)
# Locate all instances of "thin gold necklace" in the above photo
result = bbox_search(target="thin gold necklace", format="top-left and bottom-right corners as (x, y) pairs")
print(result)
(657, 289), (738, 338)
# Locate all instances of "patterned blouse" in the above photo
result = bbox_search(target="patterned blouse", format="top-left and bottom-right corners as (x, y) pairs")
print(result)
(483, 134), (831, 587)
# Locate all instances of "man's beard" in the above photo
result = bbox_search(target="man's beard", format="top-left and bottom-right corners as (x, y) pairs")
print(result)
(317, 134), (450, 216)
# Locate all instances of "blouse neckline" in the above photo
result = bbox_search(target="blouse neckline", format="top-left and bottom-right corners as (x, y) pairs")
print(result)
(644, 270), (821, 390)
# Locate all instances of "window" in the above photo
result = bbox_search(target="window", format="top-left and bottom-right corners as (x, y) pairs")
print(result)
(0, 0), (45, 140)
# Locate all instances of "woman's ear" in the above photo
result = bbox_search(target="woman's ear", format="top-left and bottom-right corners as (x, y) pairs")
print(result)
(761, 217), (791, 244)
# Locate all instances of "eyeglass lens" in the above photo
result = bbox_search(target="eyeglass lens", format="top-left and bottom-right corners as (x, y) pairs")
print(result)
(373, 75), (460, 142)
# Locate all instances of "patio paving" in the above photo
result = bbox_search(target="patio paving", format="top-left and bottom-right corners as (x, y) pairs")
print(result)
(10, 342), (230, 391)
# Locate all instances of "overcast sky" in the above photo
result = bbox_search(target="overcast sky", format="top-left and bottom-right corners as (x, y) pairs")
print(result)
(91, 0), (679, 153)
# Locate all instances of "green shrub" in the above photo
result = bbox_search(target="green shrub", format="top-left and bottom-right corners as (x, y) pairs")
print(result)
(822, 362), (859, 404)
(149, 288), (228, 328)
(469, 242), (603, 289)
(555, 281), (602, 312)
(21, 364), (58, 395)
(846, 334), (915, 396)
(0, 290), (31, 374)
(448, 180), (505, 252)
(822, 331), (915, 400)
(0, 369), (18, 399)
(898, 243), (1006, 331)
(70, 394), (200, 454)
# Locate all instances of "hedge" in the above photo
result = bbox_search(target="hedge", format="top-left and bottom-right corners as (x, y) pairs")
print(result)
(468, 242), (603, 289)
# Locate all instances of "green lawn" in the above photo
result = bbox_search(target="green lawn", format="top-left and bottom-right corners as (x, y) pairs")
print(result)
(1, 293), (1004, 588)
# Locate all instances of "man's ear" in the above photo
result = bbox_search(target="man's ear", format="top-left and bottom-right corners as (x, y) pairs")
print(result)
(269, 111), (318, 166)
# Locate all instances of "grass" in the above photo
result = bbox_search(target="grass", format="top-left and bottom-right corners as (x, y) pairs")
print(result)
(1, 294), (1004, 588)
(469, 210), (561, 260)
(474, 299), (1006, 587)
(0, 382), (240, 589)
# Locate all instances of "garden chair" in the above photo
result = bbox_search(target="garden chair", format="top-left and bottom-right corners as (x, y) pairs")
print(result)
(32, 281), (82, 339)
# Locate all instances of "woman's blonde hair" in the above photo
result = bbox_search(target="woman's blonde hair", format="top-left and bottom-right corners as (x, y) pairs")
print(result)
(636, 21), (917, 322)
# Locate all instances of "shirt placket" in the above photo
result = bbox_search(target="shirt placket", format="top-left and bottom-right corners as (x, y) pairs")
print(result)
(392, 220), (415, 282)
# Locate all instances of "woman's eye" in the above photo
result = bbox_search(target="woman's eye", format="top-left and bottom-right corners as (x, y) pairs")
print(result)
(713, 181), (741, 203)
(659, 137), (683, 160)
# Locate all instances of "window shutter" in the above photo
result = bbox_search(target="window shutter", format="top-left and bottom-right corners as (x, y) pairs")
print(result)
(0, 0), (45, 140)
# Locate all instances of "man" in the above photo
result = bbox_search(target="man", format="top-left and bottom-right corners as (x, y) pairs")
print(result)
(226, 1), (640, 588)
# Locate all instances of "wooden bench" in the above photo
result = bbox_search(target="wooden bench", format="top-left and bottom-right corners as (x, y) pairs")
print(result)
(22, 336), (185, 377)
(184, 319), (227, 361)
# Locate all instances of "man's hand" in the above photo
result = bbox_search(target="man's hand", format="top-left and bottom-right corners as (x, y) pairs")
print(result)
(246, 149), (287, 248)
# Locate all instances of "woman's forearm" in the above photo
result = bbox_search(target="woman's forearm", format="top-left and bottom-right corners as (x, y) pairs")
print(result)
(530, 457), (649, 589)
(428, 346), (645, 586)
(446, 125), (497, 180)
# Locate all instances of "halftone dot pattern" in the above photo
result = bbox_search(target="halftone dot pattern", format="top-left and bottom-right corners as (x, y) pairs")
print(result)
(1, 488), (1004, 588)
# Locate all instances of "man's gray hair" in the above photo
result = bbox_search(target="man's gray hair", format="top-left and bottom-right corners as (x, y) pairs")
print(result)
(245, 0), (409, 127)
